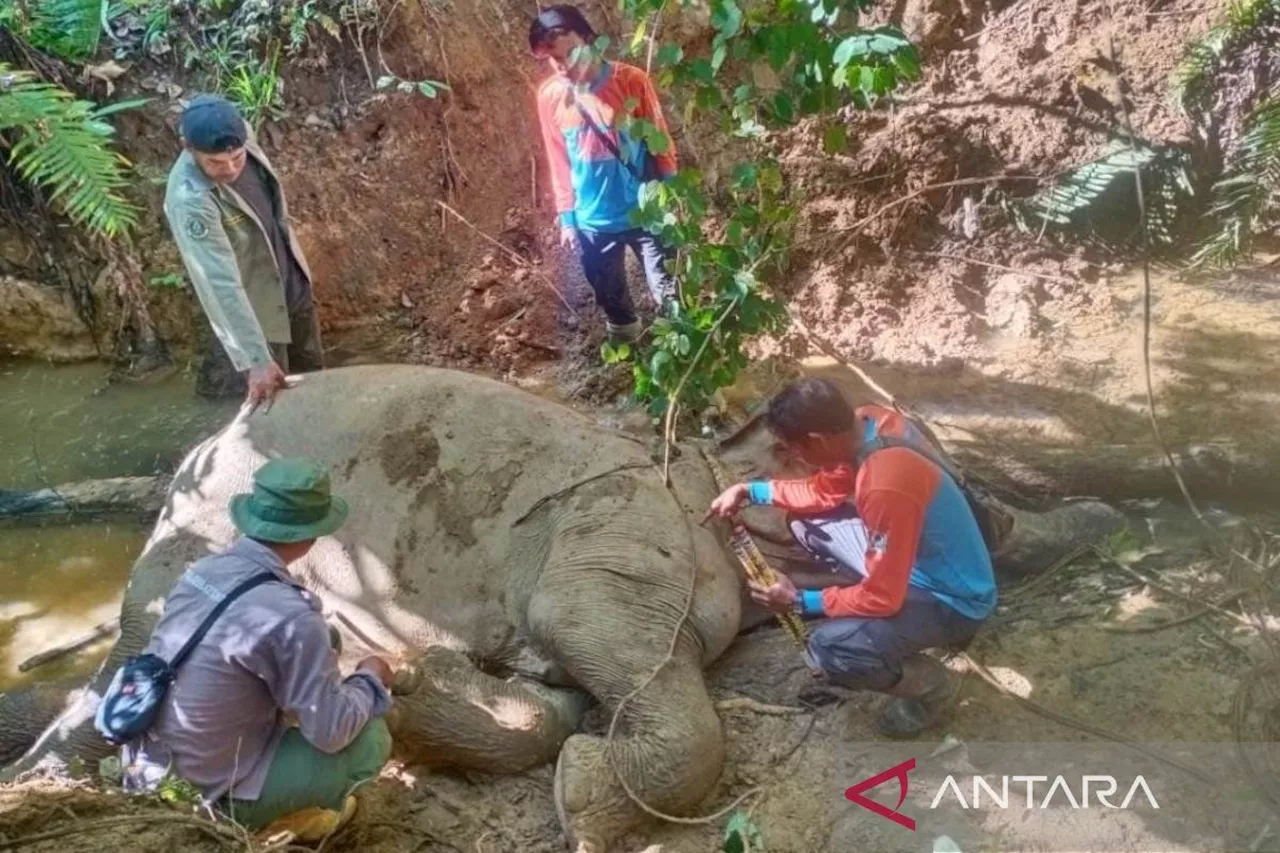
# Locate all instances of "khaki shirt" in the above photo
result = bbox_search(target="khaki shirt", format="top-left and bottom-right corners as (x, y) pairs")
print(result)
(164, 132), (316, 371)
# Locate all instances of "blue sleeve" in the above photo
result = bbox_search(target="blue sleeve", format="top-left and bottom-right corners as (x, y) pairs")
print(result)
(558, 210), (577, 228)
(747, 481), (773, 505)
(799, 589), (825, 616)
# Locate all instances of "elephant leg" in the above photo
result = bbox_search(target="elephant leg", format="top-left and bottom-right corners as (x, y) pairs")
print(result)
(385, 646), (590, 774)
(528, 569), (725, 851)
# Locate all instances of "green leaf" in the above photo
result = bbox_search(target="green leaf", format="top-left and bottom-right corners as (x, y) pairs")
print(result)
(417, 81), (438, 97)
(823, 123), (848, 153)
(376, 75), (395, 89)
(629, 17), (648, 54)
(655, 43), (684, 66)
(733, 268), (757, 296)
(833, 34), (870, 67)
(711, 0), (744, 38)
(397, 80), (415, 93)
(771, 92), (795, 123)
(712, 41), (728, 72)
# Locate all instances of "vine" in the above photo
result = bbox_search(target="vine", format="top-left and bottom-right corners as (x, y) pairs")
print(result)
(599, 0), (921, 423)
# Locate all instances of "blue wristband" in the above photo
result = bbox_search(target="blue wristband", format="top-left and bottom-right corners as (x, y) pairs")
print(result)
(798, 589), (825, 617)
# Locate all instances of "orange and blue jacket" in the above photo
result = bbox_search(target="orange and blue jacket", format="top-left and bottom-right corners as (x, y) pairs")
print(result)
(747, 405), (997, 622)
(535, 61), (677, 234)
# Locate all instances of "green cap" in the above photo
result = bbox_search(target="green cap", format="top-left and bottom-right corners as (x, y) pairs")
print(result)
(228, 458), (349, 543)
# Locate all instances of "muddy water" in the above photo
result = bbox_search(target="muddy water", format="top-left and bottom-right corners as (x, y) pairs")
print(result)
(0, 361), (237, 692)
(0, 361), (236, 488)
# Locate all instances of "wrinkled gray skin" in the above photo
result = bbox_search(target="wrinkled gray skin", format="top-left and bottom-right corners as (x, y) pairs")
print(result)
(0, 364), (1123, 850)
(2, 364), (742, 852)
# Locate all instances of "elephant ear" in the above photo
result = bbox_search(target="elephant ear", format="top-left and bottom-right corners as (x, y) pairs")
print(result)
(722, 810), (765, 853)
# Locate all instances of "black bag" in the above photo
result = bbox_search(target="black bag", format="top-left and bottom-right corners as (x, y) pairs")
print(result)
(857, 434), (1009, 556)
(94, 572), (278, 746)
(571, 97), (663, 184)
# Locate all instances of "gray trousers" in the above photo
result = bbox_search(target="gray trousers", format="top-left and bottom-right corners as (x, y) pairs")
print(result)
(195, 303), (325, 399)
(790, 508), (984, 691)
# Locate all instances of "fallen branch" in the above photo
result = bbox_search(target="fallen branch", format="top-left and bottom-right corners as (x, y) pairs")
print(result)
(1094, 547), (1255, 629)
(1101, 588), (1249, 634)
(831, 174), (1047, 238)
(958, 651), (1215, 785)
(908, 250), (1077, 286)
(0, 813), (245, 851)
(435, 201), (578, 317)
(18, 617), (120, 672)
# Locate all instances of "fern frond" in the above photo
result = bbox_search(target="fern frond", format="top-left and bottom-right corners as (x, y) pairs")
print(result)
(1171, 0), (1280, 112)
(1190, 98), (1280, 268)
(28, 0), (105, 61)
(0, 65), (141, 238)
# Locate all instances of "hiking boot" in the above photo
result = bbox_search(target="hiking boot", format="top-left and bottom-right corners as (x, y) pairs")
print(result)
(258, 794), (358, 844)
(875, 655), (957, 739)
(605, 320), (642, 343)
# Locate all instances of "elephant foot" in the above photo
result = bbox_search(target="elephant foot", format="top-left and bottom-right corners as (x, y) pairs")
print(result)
(548, 664), (726, 852)
(994, 499), (1127, 580)
(386, 646), (590, 774)
(553, 734), (642, 853)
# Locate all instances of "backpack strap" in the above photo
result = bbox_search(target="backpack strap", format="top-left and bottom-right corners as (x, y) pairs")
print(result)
(570, 93), (646, 184)
(169, 572), (278, 671)
(859, 432), (966, 488)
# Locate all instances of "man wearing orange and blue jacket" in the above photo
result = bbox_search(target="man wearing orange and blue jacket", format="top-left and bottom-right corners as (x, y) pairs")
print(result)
(706, 377), (997, 738)
(530, 5), (679, 342)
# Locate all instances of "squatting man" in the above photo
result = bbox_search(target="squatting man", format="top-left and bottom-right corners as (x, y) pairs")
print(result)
(706, 377), (998, 737)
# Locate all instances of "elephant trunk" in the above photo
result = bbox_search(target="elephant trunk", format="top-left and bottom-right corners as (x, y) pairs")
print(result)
(0, 608), (149, 780)
(553, 656), (726, 852)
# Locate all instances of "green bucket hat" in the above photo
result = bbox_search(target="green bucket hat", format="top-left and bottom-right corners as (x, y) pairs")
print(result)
(229, 458), (349, 543)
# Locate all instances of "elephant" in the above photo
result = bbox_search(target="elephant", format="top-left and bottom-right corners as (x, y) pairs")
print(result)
(0, 363), (1125, 851)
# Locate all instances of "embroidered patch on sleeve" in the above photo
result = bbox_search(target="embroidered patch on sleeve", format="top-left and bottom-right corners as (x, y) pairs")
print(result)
(185, 216), (209, 240)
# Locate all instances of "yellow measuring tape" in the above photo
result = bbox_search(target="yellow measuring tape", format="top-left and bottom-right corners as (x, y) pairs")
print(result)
(703, 449), (809, 648)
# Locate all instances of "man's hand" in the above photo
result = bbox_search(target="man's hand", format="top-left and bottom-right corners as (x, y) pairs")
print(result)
(559, 225), (579, 252)
(702, 482), (751, 523)
(356, 655), (395, 689)
(748, 573), (799, 614)
(245, 361), (288, 414)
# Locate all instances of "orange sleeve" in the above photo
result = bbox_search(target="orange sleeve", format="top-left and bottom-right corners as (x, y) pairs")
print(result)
(632, 69), (677, 177)
(819, 487), (924, 618)
(749, 464), (856, 513)
(536, 83), (576, 226)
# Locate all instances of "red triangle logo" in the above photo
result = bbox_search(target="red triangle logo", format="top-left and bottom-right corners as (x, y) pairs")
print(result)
(844, 757), (916, 830)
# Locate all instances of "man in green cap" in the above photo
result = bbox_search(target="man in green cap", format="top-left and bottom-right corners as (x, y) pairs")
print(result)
(120, 458), (395, 840)
(165, 93), (325, 412)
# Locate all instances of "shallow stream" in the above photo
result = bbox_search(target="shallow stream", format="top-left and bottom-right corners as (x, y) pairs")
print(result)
(0, 360), (237, 691)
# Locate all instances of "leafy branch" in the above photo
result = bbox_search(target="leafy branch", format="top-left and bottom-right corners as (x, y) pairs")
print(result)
(0, 65), (145, 238)
(604, 0), (921, 426)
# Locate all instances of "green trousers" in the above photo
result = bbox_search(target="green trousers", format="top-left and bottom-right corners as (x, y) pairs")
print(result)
(220, 718), (392, 830)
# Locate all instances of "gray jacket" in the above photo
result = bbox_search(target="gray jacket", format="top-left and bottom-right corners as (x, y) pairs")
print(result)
(121, 538), (391, 804)
(164, 131), (315, 372)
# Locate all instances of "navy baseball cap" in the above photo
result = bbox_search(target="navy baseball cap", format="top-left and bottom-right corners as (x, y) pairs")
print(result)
(528, 5), (597, 54)
(179, 94), (247, 153)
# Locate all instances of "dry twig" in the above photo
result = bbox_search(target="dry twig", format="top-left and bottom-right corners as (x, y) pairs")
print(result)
(908, 250), (1077, 286)
(435, 201), (578, 316)
(0, 814), (245, 851)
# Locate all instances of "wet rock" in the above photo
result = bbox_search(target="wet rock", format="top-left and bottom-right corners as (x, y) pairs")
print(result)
(0, 276), (97, 362)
